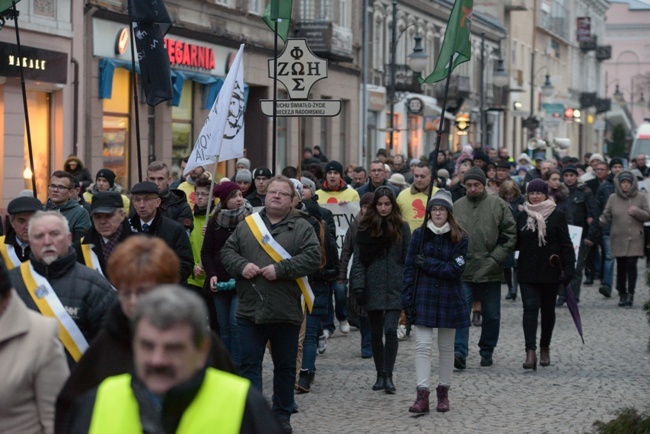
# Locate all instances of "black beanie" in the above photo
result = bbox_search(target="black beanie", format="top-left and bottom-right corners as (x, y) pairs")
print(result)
(96, 168), (116, 188)
(325, 160), (344, 175)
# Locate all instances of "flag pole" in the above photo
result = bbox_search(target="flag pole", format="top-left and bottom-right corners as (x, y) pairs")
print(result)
(11, 2), (37, 196)
(206, 158), (219, 222)
(128, 1), (143, 182)
(272, 19), (278, 175)
(409, 53), (455, 325)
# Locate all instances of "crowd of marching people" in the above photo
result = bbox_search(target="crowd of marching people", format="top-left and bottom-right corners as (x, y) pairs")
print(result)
(0, 143), (648, 433)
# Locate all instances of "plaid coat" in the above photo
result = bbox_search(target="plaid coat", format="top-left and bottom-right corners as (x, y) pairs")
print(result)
(402, 227), (471, 329)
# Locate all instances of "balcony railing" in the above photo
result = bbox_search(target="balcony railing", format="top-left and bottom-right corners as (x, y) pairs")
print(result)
(537, 0), (569, 40)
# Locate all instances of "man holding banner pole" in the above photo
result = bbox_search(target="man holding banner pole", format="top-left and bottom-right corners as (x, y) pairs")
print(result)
(221, 176), (320, 433)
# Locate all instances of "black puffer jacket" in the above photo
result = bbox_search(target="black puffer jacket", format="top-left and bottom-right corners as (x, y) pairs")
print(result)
(10, 249), (117, 361)
(159, 188), (194, 232)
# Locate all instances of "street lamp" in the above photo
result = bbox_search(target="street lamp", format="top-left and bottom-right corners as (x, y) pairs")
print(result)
(541, 75), (554, 97)
(408, 35), (429, 75)
(493, 58), (509, 88)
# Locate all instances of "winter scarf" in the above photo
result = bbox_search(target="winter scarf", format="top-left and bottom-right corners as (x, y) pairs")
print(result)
(214, 201), (253, 229)
(356, 218), (391, 267)
(427, 220), (450, 235)
(524, 198), (556, 246)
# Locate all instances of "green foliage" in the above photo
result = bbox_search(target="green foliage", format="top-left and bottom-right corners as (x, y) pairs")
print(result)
(592, 408), (650, 433)
(609, 124), (627, 158)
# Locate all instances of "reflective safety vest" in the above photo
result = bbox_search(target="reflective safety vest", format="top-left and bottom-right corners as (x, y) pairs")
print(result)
(89, 368), (249, 434)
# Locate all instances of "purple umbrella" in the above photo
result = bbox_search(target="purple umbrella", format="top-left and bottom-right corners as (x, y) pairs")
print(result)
(549, 254), (585, 344)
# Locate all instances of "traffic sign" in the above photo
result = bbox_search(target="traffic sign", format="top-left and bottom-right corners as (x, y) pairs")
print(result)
(260, 100), (341, 117)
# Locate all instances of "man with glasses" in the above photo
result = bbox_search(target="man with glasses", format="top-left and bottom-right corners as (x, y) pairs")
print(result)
(221, 176), (321, 434)
(357, 160), (400, 196)
(9, 211), (116, 367)
(129, 181), (193, 283)
(45, 170), (91, 243)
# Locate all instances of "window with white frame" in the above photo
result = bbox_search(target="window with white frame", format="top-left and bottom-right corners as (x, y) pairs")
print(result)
(248, 0), (264, 15)
(215, 0), (233, 7)
(373, 14), (384, 71)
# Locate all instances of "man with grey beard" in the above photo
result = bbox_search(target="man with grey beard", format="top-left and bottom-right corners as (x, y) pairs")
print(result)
(9, 211), (116, 367)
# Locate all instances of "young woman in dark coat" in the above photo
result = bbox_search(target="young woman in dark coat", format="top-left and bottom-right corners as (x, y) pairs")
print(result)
(516, 179), (575, 370)
(201, 181), (253, 369)
(402, 190), (470, 414)
(350, 187), (411, 394)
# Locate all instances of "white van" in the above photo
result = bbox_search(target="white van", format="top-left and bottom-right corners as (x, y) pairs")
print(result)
(629, 121), (650, 163)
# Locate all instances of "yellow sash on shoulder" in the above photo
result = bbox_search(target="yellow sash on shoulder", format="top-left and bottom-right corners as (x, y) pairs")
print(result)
(244, 213), (314, 313)
(81, 243), (105, 276)
(0, 236), (21, 269)
(20, 261), (89, 361)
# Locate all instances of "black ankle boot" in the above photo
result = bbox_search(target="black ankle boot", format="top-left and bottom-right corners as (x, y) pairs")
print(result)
(618, 293), (628, 307)
(384, 373), (396, 394)
(627, 294), (634, 307)
(372, 371), (386, 391)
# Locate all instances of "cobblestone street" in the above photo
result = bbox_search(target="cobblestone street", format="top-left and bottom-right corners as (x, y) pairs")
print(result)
(263, 282), (650, 433)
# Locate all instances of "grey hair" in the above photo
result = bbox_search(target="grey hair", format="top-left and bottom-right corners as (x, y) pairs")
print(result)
(131, 285), (209, 348)
(28, 211), (71, 240)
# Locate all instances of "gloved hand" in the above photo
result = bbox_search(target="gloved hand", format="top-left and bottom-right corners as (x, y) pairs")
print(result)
(559, 273), (573, 287)
(415, 254), (427, 268)
(355, 291), (367, 308)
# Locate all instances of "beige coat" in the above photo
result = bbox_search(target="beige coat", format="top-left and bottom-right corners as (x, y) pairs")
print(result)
(600, 173), (650, 257)
(0, 291), (69, 434)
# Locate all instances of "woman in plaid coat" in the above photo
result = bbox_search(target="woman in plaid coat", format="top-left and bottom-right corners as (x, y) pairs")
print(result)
(402, 189), (469, 414)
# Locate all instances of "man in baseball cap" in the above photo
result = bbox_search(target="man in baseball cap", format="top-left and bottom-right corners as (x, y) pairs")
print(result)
(76, 191), (135, 276)
(0, 196), (43, 269)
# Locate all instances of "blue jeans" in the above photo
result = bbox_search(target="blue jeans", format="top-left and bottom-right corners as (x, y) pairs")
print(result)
(601, 235), (614, 288)
(324, 281), (349, 334)
(302, 312), (327, 372)
(213, 292), (239, 368)
(454, 281), (501, 359)
(359, 315), (372, 356)
(237, 317), (300, 420)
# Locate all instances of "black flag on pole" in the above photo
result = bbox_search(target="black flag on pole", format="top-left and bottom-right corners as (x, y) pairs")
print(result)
(129, 0), (173, 106)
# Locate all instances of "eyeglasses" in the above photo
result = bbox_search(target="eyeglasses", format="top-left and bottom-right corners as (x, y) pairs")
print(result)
(194, 192), (210, 197)
(267, 190), (292, 198)
(430, 206), (448, 213)
(49, 184), (71, 191)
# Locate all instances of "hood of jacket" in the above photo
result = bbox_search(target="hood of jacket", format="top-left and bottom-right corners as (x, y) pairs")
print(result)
(614, 170), (639, 199)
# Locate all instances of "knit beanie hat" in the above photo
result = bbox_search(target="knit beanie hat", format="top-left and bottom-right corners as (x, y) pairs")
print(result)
(300, 177), (316, 198)
(463, 167), (487, 186)
(526, 178), (549, 196)
(427, 189), (454, 213)
(325, 160), (344, 175)
(290, 178), (303, 201)
(235, 169), (252, 183)
(214, 181), (241, 205)
(609, 157), (623, 169)
(96, 168), (116, 188)
(618, 171), (635, 184)
(236, 158), (251, 170)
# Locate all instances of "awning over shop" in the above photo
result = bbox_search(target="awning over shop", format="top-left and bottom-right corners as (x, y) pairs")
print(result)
(99, 58), (249, 110)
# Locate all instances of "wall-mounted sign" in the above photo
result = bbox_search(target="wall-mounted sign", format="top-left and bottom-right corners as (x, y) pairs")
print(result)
(115, 28), (129, 55)
(165, 38), (215, 70)
(576, 17), (591, 43)
(0, 42), (68, 84)
(407, 97), (424, 115)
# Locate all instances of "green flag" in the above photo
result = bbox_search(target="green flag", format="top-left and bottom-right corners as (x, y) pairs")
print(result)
(262, 0), (292, 43)
(420, 0), (473, 84)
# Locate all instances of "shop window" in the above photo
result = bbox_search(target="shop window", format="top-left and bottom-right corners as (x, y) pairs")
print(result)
(408, 115), (422, 159)
(24, 91), (50, 203)
(172, 80), (194, 180)
(102, 68), (130, 189)
(385, 112), (401, 153)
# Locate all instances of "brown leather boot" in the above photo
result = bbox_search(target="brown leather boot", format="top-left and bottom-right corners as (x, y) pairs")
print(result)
(436, 386), (450, 412)
(523, 349), (537, 371)
(540, 347), (550, 366)
(408, 388), (430, 413)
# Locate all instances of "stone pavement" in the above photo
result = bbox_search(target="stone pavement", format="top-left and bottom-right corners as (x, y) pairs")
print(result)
(261, 282), (650, 434)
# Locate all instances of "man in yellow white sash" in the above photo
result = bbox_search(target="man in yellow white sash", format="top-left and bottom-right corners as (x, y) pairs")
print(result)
(0, 196), (43, 269)
(75, 191), (135, 276)
(9, 211), (117, 366)
(221, 176), (321, 434)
